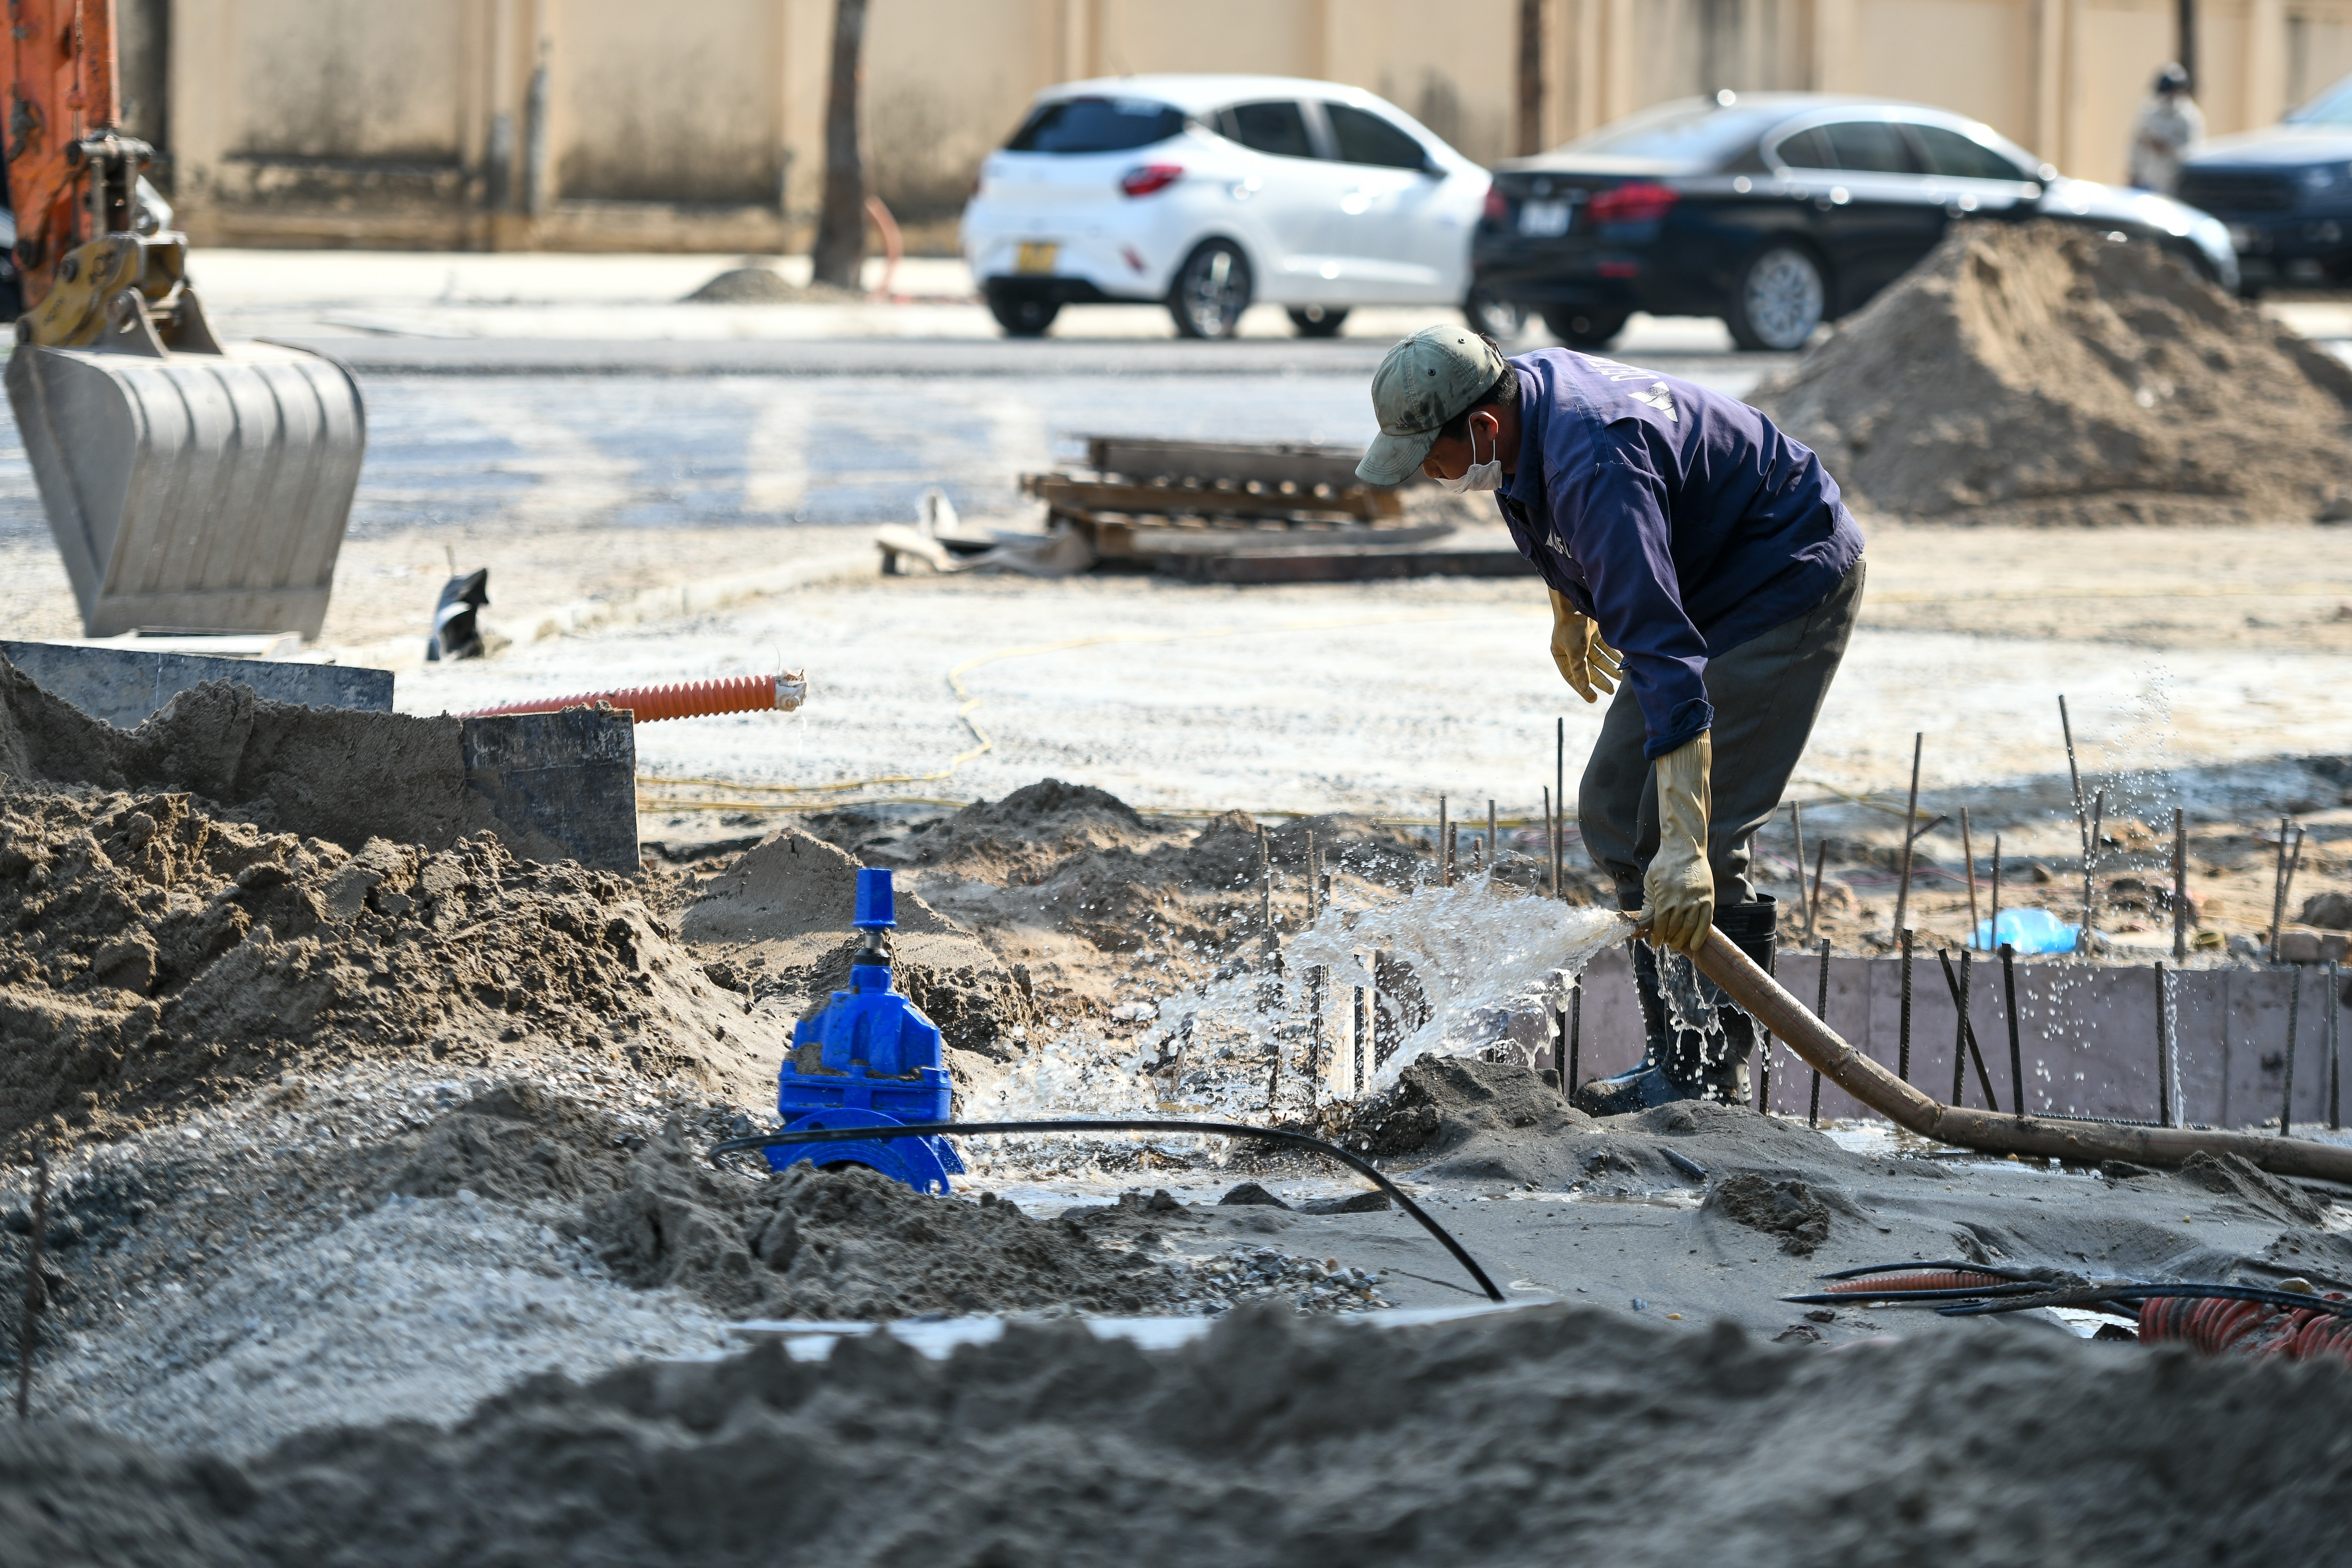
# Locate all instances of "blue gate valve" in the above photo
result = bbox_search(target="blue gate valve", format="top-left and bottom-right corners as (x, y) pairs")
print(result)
(767, 867), (963, 1192)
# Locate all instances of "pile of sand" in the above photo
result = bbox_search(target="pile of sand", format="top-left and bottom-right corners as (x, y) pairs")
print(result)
(684, 828), (1036, 1059)
(13, 1301), (2351, 1565)
(588, 1124), (1189, 1320)
(1752, 221), (2352, 526)
(0, 783), (776, 1148)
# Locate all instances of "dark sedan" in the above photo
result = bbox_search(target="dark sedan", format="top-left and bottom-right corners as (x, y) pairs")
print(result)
(2178, 73), (2352, 291)
(1472, 93), (2237, 351)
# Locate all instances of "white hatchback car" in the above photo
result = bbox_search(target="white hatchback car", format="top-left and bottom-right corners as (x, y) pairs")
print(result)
(962, 74), (1493, 338)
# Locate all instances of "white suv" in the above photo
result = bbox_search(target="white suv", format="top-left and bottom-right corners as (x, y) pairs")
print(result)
(962, 74), (1491, 339)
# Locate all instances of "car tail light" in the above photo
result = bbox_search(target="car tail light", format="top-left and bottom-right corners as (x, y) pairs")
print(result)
(1588, 181), (1678, 224)
(1483, 182), (1506, 223)
(1120, 164), (1184, 198)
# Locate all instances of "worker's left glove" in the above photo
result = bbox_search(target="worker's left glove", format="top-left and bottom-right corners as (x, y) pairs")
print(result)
(1548, 589), (1622, 704)
(1640, 731), (1715, 954)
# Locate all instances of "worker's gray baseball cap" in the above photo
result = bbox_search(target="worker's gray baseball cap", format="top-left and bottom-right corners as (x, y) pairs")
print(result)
(1357, 326), (1510, 486)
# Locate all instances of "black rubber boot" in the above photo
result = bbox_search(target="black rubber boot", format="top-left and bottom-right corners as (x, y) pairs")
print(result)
(1572, 939), (1689, 1116)
(1692, 895), (1777, 1105)
(1574, 898), (1780, 1114)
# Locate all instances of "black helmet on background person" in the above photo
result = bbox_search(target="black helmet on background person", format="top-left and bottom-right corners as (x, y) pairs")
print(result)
(2156, 62), (2191, 95)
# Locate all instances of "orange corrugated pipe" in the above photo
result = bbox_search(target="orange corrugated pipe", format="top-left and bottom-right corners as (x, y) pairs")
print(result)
(461, 671), (807, 724)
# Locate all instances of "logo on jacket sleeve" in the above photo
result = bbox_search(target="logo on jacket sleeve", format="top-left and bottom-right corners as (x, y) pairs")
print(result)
(1628, 381), (1678, 422)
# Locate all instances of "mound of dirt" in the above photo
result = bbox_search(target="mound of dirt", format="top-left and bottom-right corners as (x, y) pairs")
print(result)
(681, 828), (960, 948)
(378, 1082), (642, 1205)
(1751, 221), (2352, 525)
(880, 778), (1168, 881)
(2172, 1150), (2329, 1226)
(0, 784), (776, 1149)
(584, 1123), (1184, 1319)
(684, 828), (1032, 1059)
(679, 267), (860, 304)
(1347, 1056), (1589, 1161)
(1708, 1173), (1833, 1255)
(15, 1300), (2352, 1566)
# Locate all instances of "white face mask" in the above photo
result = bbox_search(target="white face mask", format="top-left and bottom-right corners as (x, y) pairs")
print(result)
(1435, 421), (1502, 493)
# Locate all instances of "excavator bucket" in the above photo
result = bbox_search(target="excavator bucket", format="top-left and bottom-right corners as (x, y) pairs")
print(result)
(6, 337), (366, 639)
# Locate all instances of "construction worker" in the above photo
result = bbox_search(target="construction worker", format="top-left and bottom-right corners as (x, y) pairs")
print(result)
(1356, 326), (1863, 1111)
(2128, 63), (2204, 195)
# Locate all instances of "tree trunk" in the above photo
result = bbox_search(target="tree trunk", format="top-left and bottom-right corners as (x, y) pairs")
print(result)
(1515, 0), (1545, 157)
(810, 0), (870, 290)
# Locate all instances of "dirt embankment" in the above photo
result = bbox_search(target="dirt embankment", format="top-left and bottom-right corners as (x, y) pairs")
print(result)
(0, 783), (775, 1151)
(11, 1300), (2352, 1568)
(1753, 220), (2352, 526)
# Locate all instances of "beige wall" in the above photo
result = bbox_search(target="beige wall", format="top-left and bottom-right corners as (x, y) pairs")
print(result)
(151, 0), (2352, 251)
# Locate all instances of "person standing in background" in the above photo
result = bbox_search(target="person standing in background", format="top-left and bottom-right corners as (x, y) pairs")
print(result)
(2129, 63), (2205, 195)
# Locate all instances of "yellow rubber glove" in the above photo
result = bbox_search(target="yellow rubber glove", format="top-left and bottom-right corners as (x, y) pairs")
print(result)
(1642, 731), (1715, 953)
(1548, 588), (1623, 704)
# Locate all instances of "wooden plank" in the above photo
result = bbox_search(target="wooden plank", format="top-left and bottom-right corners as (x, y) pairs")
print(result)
(1079, 436), (1374, 490)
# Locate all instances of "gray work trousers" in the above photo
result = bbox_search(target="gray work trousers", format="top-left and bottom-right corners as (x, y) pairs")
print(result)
(1579, 556), (1866, 911)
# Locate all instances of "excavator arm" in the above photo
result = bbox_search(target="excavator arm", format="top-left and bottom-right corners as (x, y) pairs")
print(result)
(4, 0), (365, 638)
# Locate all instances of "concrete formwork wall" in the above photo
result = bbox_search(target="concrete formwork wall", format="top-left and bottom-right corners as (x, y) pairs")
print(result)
(147, 0), (2352, 250)
(1555, 947), (2349, 1132)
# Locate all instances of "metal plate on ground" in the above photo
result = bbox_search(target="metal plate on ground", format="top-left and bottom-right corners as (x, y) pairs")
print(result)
(460, 706), (639, 873)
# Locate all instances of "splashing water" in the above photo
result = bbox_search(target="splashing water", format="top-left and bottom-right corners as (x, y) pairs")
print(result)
(956, 880), (1624, 1180)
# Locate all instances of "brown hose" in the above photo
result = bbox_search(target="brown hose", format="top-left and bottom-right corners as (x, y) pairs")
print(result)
(1684, 926), (2352, 1185)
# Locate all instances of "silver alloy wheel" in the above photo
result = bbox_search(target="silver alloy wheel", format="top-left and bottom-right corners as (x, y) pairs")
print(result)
(1740, 246), (1825, 351)
(1173, 241), (1251, 339)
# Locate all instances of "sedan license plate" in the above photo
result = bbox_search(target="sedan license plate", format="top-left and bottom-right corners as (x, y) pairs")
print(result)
(1015, 241), (1059, 274)
(1519, 200), (1572, 238)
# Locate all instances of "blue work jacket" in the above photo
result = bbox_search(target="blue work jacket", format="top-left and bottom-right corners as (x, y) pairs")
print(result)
(1495, 349), (1863, 759)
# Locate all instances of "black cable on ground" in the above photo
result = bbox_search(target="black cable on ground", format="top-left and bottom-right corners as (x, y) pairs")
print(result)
(707, 1117), (1507, 1303)
(1938, 1281), (2352, 1319)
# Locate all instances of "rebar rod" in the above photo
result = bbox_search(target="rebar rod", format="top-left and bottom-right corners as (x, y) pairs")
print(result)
(1487, 799), (1497, 873)
(1949, 946), (1967, 1106)
(1960, 807), (1980, 950)
(2268, 815), (2292, 962)
(2059, 695), (2089, 860)
(1809, 938), (1829, 1127)
(1936, 948), (1999, 1110)
(1898, 927), (1915, 1084)
(2331, 960), (2343, 1134)
(1438, 795), (1449, 888)
(1891, 733), (1923, 944)
(1807, 839), (1827, 944)
(1989, 833), (2002, 953)
(2275, 827), (2307, 964)
(2002, 941), (2024, 1116)
(2281, 963), (2301, 1138)
(2172, 807), (2189, 962)
(1567, 978), (1582, 1098)
(2079, 788), (2105, 954)
(2156, 962), (2174, 1129)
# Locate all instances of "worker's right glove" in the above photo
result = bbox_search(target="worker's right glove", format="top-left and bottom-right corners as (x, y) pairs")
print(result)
(1641, 731), (1715, 954)
(1548, 588), (1622, 704)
